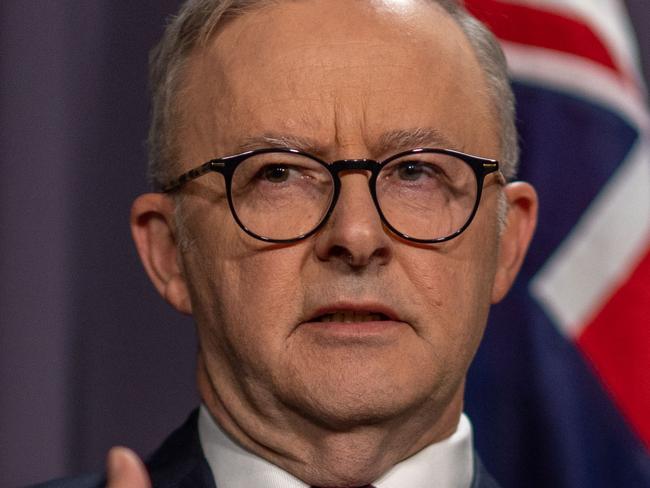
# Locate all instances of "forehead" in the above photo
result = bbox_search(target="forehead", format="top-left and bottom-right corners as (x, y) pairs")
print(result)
(181, 0), (497, 159)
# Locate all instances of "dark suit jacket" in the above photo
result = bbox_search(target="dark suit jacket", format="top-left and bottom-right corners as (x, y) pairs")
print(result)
(33, 409), (501, 488)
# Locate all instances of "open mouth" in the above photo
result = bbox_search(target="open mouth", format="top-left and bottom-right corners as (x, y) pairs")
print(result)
(313, 311), (391, 323)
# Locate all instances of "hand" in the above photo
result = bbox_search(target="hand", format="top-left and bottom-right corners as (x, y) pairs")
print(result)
(106, 447), (151, 488)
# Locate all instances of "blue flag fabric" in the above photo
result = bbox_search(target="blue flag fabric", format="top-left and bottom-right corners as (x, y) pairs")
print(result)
(464, 1), (650, 486)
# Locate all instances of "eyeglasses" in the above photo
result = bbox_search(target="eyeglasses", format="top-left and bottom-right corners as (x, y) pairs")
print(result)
(161, 147), (503, 243)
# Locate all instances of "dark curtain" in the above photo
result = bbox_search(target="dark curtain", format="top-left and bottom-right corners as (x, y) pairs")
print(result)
(0, 2), (193, 486)
(1, 1), (648, 486)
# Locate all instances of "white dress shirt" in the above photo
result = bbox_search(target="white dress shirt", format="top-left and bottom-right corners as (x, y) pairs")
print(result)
(198, 405), (475, 488)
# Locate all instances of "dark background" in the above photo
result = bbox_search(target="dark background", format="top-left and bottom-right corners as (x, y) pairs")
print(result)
(1, 1), (648, 486)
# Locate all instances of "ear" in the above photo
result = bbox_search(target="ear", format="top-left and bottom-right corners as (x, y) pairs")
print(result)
(131, 193), (192, 315)
(491, 182), (538, 303)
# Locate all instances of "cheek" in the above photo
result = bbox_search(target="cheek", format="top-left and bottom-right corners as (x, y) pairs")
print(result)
(221, 251), (304, 330)
(186, 220), (308, 371)
(400, 235), (498, 361)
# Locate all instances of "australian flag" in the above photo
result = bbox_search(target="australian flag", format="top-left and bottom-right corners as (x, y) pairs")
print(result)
(462, 1), (650, 486)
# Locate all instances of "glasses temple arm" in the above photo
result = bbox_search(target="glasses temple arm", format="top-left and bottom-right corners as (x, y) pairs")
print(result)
(160, 160), (219, 193)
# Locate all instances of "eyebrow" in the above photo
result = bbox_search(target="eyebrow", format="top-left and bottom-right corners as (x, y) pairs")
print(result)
(234, 127), (461, 156)
(375, 127), (460, 154)
(236, 134), (321, 153)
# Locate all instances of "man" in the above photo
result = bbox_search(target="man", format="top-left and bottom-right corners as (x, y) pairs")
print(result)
(43, 0), (537, 486)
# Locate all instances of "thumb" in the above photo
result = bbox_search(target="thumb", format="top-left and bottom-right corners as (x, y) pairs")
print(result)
(106, 447), (151, 488)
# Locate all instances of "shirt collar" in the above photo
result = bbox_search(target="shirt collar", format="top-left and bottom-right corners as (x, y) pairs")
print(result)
(198, 405), (474, 488)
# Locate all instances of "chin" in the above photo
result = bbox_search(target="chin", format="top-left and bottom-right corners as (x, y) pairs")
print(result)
(288, 374), (440, 430)
(276, 338), (460, 429)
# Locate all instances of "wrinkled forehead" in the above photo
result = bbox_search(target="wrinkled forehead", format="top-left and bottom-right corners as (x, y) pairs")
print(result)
(180, 0), (497, 159)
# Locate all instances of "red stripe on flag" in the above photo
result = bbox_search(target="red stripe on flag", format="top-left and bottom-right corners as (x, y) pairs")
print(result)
(577, 245), (650, 450)
(465, 0), (622, 77)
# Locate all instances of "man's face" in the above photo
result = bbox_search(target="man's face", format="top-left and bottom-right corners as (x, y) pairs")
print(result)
(175, 0), (503, 434)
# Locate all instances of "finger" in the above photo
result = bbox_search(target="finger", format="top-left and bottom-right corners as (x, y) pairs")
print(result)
(106, 446), (151, 488)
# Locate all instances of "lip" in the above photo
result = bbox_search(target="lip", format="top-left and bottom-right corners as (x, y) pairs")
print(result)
(299, 302), (407, 340)
(305, 302), (401, 323)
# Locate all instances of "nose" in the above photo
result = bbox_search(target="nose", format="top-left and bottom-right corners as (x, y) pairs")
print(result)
(314, 170), (392, 268)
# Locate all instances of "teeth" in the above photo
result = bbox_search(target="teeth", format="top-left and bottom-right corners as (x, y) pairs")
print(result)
(317, 311), (385, 323)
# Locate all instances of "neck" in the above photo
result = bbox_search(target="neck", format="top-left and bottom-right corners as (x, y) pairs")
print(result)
(196, 353), (464, 487)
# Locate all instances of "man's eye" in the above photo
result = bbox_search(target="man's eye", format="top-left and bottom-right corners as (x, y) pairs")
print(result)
(261, 165), (291, 183)
(396, 161), (439, 181)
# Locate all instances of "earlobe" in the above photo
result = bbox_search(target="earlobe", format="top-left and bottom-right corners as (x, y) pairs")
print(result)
(131, 193), (192, 315)
(491, 182), (538, 303)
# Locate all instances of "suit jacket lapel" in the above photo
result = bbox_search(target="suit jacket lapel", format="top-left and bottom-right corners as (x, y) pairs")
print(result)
(146, 409), (216, 488)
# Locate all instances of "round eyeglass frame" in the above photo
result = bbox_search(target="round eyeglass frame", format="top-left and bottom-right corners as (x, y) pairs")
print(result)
(160, 147), (503, 244)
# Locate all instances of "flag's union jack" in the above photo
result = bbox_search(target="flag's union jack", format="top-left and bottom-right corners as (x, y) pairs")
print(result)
(463, 1), (650, 486)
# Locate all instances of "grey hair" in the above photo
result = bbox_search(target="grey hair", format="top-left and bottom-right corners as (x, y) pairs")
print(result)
(147, 0), (519, 190)
(433, 1), (519, 178)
